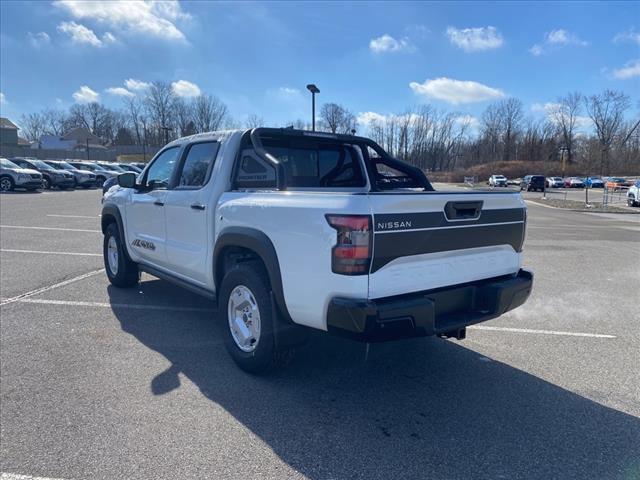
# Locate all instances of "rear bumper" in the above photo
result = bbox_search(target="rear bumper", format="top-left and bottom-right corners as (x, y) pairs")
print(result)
(327, 269), (533, 342)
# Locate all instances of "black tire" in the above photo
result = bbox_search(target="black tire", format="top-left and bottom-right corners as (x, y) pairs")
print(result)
(42, 176), (51, 189)
(96, 176), (105, 188)
(103, 223), (139, 288)
(219, 262), (289, 374)
(0, 176), (14, 192)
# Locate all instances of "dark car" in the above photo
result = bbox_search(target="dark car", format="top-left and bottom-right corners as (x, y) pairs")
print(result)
(520, 175), (545, 192)
(10, 157), (75, 189)
(45, 160), (96, 188)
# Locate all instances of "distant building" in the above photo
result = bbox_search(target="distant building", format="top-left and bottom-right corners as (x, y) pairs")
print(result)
(0, 117), (19, 146)
(35, 127), (106, 151)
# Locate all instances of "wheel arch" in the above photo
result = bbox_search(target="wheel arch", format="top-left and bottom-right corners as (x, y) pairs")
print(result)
(213, 227), (293, 323)
(101, 204), (133, 262)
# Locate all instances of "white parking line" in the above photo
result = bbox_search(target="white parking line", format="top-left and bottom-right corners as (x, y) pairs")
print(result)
(47, 214), (100, 219)
(469, 325), (616, 339)
(13, 298), (215, 313)
(1, 472), (67, 480)
(0, 269), (104, 307)
(1, 249), (101, 257)
(0, 225), (101, 233)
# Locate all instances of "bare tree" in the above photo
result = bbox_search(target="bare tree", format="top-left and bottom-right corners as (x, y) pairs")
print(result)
(19, 112), (46, 142)
(245, 114), (264, 129)
(193, 94), (229, 133)
(499, 98), (523, 161)
(173, 97), (195, 137)
(125, 97), (146, 145)
(144, 81), (176, 142)
(549, 92), (582, 164)
(584, 90), (631, 174)
(320, 103), (356, 134)
(42, 109), (68, 136)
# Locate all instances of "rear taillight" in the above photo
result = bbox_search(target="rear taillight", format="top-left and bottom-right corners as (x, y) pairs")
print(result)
(326, 215), (372, 275)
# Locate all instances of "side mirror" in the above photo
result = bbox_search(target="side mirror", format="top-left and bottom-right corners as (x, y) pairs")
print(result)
(117, 172), (137, 189)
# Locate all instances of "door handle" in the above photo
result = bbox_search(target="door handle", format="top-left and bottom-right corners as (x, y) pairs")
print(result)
(153, 200), (165, 206)
(190, 203), (206, 211)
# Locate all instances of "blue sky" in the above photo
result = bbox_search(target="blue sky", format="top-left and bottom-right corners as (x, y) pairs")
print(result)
(0, 0), (638, 132)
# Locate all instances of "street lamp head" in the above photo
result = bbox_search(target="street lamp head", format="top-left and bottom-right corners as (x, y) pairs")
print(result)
(306, 84), (320, 94)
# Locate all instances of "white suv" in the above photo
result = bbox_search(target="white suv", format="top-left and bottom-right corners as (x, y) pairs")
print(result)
(0, 158), (43, 192)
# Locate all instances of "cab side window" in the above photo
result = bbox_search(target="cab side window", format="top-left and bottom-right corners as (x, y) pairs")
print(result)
(144, 147), (180, 190)
(177, 142), (219, 188)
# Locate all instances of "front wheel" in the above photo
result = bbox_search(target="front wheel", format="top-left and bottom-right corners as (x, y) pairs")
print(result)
(219, 263), (289, 373)
(95, 176), (105, 188)
(103, 223), (139, 287)
(0, 176), (14, 192)
(42, 177), (51, 189)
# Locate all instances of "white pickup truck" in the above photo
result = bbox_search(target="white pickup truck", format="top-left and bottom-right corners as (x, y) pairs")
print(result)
(102, 128), (533, 372)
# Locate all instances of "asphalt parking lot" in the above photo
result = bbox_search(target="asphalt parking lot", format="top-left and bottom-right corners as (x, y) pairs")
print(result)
(1, 189), (639, 480)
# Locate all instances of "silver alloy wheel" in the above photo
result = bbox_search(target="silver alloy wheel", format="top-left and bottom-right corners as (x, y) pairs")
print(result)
(0, 178), (11, 191)
(227, 285), (261, 352)
(43, 177), (50, 189)
(107, 235), (119, 275)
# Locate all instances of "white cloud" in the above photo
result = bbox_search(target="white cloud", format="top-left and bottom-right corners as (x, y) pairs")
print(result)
(529, 44), (543, 56)
(455, 114), (480, 130)
(409, 77), (505, 104)
(53, 0), (189, 42)
(446, 26), (503, 52)
(278, 87), (301, 96)
(0, 92), (5, 104)
(124, 78), (151, 91)
(106, 87), (134, 98)
(369, 34), (415, 53)
(546, 29), (588, 46)
(28, 31), (50, 47)
(57, 21), (103, 47)
(357, 111), (389, 126)
(612, 59), (640, 80)
(614, 29), (640, 45)
(529, 29), (588, 56)
(102, 31), (116, 43)
(72, 85), (100, 103)
(171, 80), (201, 97)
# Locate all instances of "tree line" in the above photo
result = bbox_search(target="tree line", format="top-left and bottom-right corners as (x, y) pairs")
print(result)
(19, 83), (638, 174)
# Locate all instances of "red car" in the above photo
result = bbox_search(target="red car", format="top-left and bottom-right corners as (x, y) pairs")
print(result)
(564, 177), (584, 188)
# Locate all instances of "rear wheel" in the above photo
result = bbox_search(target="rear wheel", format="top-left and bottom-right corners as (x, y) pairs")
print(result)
(103, 223), (139, 287)
(219, 262), (290, 373)
(0, 176), (14, 192)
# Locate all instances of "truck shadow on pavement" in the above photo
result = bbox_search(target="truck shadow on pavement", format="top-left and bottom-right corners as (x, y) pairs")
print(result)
(108, 281), (640, 480)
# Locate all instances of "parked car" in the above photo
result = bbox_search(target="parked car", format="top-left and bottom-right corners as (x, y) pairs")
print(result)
(507, 178), (521, 186)
(585, 177), (604, 188)
(10, 157), (75, 189)
(68, 161), (117, 188)
(102, 127), (533, 372)
(488, 174), (508, 187)
(546, 176), (564, 188)
(0, 158), (43, 192)
(44, 160), (96, 188)
(606, 177), (631, 191)
(102, 176), (118, 194)
(117, 163), (143, 174)
(520, 175), (545, 192)
(627, 180), (640, 207)
(564, 177), (584, 188)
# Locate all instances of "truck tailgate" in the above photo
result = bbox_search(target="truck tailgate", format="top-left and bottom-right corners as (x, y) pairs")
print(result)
(367, 191), (526, 299)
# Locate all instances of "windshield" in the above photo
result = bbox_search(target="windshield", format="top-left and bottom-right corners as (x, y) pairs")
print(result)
(1, 158), (20, 169)
(495, 175), (506, 179)
(57, 161), (77, 170)
(99, 163), (124, 172)
(32, 160), (55, 170)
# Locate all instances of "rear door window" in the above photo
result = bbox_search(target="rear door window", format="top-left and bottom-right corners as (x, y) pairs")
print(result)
(176, 141), (219, 188)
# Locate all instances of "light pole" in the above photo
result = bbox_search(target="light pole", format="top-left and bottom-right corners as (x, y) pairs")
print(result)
(306, 84), (320, 131)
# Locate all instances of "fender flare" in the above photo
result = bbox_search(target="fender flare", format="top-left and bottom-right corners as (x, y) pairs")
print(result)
(213, 227), (293, 323)
(101, 204), (133, 262)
